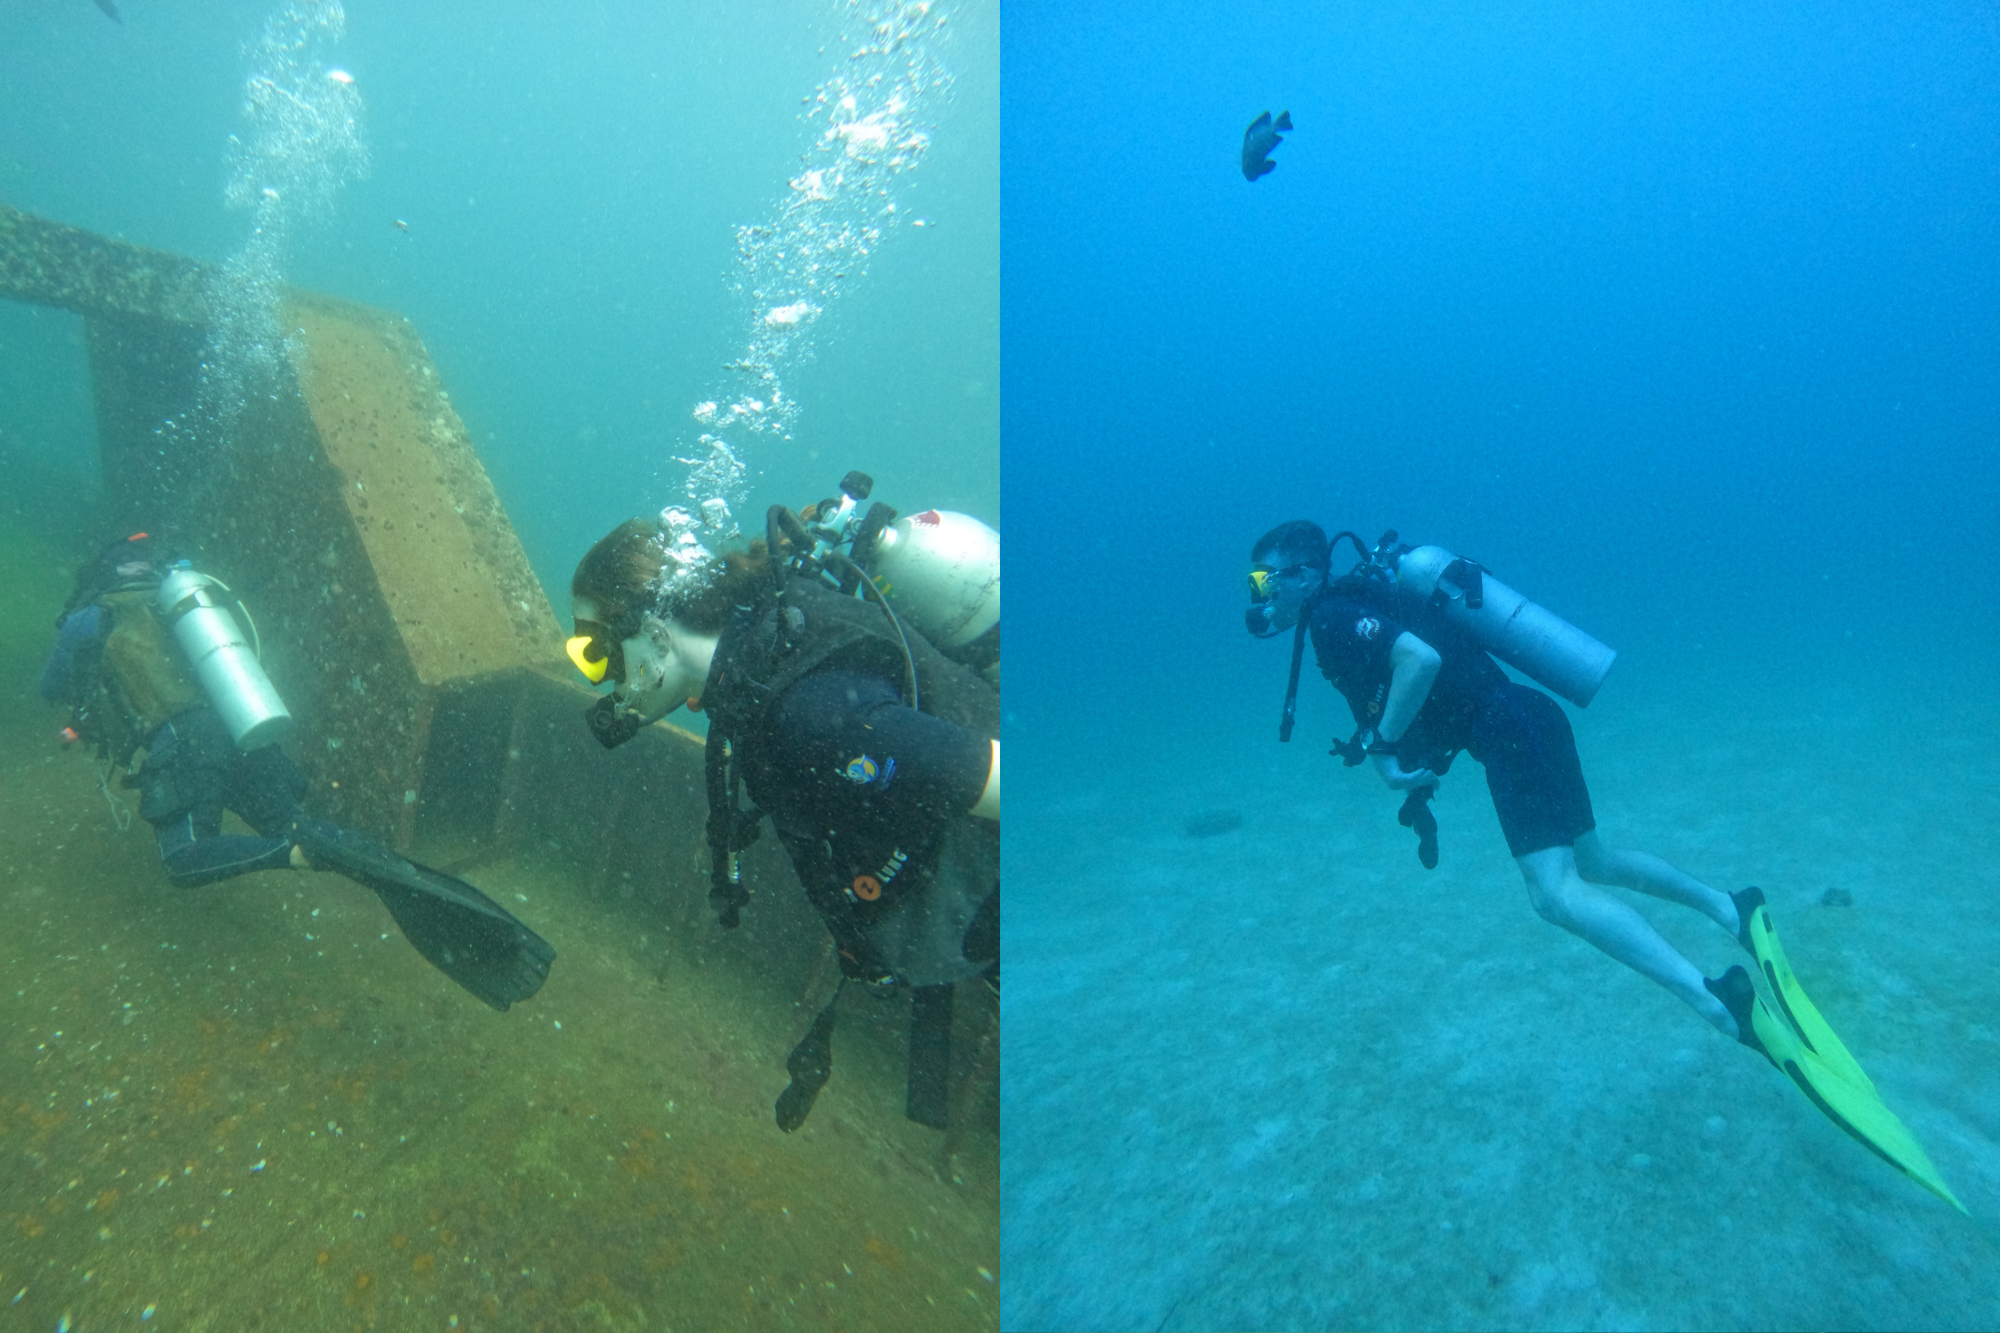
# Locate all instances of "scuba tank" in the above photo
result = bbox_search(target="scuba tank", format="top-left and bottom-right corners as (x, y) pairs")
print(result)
(795, 471), (1000, 682)
(1373, 535), (1616, 708)
(155, 563), (294, 750)
(860, 510), (1000, 656)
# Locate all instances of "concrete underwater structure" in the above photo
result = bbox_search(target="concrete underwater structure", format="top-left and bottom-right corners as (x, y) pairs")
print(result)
(0, 201), (995, 1145)
(1, 200), (586, 854)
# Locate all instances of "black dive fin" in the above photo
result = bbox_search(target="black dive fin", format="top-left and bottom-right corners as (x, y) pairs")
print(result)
(1274, 110), (1293, 131)
(776, 984), (842, 1132)
(293, 819), (556, 1012)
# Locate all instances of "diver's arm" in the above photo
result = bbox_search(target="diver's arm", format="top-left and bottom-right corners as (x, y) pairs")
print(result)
(39, 604), (106, 703)
(1371, 632), (1441, 790)
(1376, 632), (1440, 742)
(970, 739), (998, 820)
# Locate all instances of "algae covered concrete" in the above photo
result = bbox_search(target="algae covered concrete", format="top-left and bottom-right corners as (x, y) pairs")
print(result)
(0, 202), (207, 327)
(2, 198), (568, 852)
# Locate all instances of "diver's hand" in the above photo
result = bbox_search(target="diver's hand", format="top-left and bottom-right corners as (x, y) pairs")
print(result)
(1372, 752), (1438, 791)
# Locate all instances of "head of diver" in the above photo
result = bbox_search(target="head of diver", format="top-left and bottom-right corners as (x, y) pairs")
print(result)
(569, 595), (718, 718)
(570, 515), (747, 727)
(1245, 518), (1333, 638)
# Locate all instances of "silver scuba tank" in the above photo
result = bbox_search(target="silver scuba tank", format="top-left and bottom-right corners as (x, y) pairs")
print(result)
(864, 509), (1000, 652)
(155, 564), (294, 750)
(1392, 545), (1616, 708)
(799, 472), (1001, 683)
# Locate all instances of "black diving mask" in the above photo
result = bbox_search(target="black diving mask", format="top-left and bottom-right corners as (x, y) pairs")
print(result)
(1245, 563), (1320, 639)
(566, 613), (639, 685)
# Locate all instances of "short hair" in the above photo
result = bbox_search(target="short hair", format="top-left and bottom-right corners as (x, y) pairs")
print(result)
(1250, 519), (1330, 571)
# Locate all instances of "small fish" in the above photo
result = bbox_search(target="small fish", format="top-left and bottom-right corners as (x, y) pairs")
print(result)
(1241, 109), (1293, 182)
(393, 219), (410, 235)
(92, 0), (121, 20)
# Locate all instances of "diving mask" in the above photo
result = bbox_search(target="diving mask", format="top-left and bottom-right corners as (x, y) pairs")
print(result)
(1245, 562), (1322, 639)
(567, 598), (642, 685)
(1247, 563), (1315, 604)
(566, 621), (624, 684)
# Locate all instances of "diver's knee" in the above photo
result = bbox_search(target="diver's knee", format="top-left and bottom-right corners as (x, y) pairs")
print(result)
(1530, 892), (1576, 929)
(1525, 876), (1584, 930)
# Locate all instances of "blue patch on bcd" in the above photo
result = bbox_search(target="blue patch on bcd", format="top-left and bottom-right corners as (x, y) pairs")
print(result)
(841, 754), (897, 789)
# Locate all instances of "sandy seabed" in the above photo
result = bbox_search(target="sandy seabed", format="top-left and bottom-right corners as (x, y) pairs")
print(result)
(1002, 652), (2000, 1331)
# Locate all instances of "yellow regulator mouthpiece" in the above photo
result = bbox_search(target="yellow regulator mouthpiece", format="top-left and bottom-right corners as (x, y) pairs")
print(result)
(566, 635), (609, 683)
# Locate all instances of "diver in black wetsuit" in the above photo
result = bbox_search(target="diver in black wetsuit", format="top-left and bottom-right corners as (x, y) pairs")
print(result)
(567, 500), (998, 1130)
(1246, 519), (1747, 1039)
(1245, 520), (1972, 1205)
(40, 532), (555, 1011)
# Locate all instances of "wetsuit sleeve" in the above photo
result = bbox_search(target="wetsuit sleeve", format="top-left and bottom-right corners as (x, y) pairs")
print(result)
(39, 605), (104, 703)
(768, 671), (992, 827)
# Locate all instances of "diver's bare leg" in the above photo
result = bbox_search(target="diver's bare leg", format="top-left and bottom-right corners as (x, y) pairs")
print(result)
(1571, 830), (1738, 933)
(1519, 844), (1737, 1037)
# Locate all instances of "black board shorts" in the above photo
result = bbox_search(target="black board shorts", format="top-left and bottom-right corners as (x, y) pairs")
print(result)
(1467, 683), (1595, 858)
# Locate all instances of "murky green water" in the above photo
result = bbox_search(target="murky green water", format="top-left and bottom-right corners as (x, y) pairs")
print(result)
(0, 519), (998, 1332)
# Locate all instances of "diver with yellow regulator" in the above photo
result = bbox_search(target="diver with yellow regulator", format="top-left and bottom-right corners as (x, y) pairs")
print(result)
(1247, 518), (1962, 1211)
(567, 472), (998, 1132)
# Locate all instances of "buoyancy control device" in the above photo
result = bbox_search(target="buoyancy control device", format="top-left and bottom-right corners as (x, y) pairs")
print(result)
(727, 473), (1000, 1134)
(155, 562), (294, 750)
(693, 471), (1003, 928)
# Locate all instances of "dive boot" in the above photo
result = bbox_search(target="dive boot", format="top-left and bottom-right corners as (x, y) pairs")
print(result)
(1706, 965), (1964, 1213)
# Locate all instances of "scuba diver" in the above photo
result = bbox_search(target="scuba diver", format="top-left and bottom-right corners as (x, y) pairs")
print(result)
(1246, 519), (1963, 1210)
(39, 532), (556, 1012)
(567, 473), (998, 1132)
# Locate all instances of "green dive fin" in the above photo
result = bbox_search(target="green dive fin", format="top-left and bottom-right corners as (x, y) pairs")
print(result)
(1708, 965), (1965, 1213)
(1733, 886), (1873, 1094)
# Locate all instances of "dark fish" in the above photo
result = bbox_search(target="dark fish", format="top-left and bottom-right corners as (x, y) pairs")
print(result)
(92, 0), (122, 21)
(1241, 109), (1292, 181)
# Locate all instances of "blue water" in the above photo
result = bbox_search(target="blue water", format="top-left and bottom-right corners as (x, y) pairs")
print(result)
(1002, 3), (2000, 1328)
